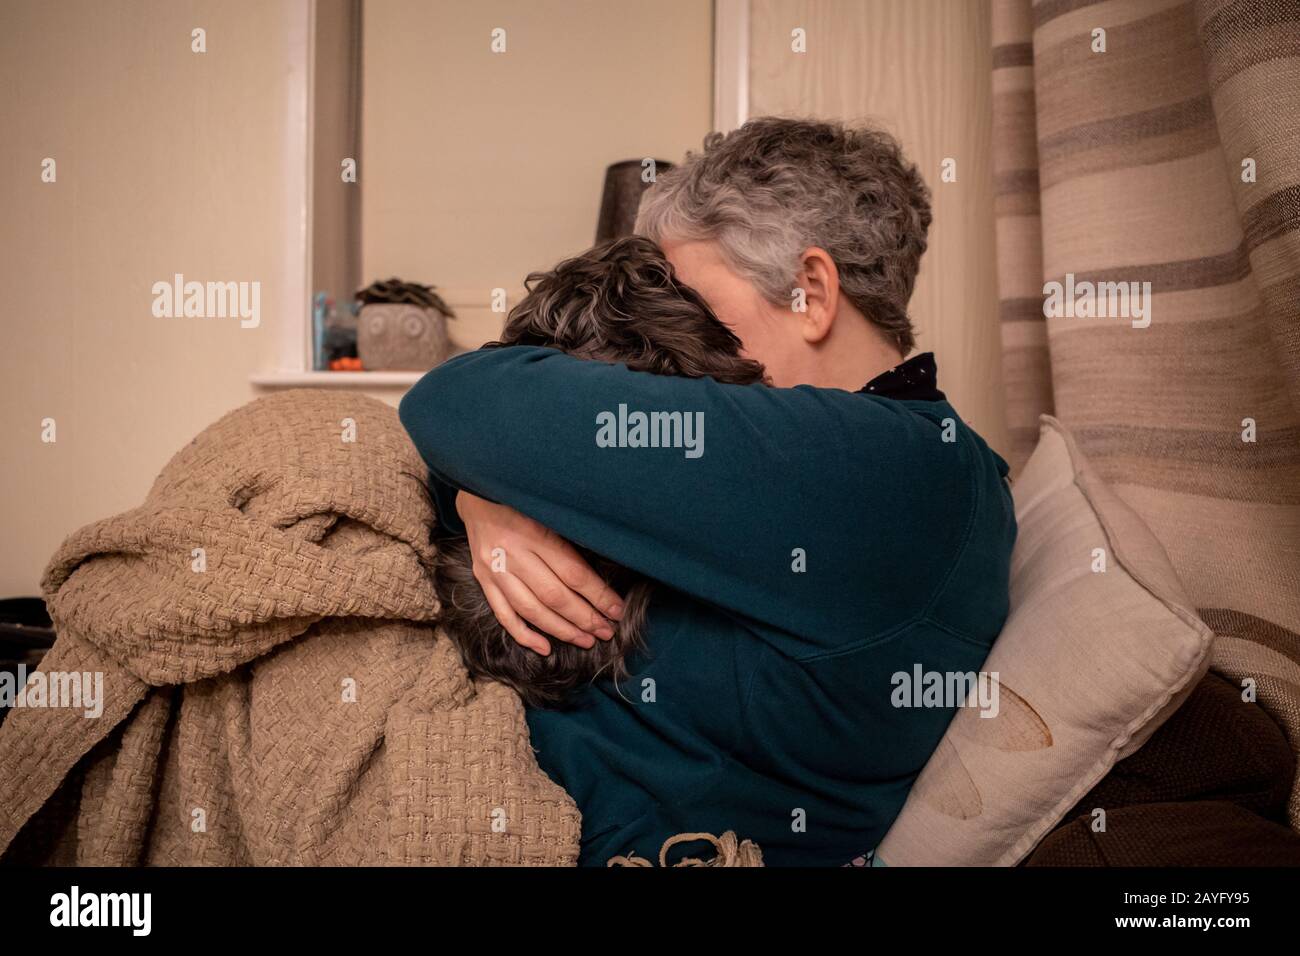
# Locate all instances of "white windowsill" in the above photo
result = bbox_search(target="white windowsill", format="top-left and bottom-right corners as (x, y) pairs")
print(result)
(255, 286), (521, 389)
(250, 369), (424, 388)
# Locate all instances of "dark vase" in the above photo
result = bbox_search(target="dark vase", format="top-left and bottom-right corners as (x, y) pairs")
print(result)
(595, 159), (674, 243)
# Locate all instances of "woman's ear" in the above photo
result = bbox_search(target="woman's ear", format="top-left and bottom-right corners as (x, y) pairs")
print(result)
(794, 247), (841, 344)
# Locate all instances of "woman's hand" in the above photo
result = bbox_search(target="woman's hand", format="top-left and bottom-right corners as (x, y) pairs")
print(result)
(455, 490), (625, 656)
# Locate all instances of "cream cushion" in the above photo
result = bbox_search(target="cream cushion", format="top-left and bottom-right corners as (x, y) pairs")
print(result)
(875, 415), (1214, 866)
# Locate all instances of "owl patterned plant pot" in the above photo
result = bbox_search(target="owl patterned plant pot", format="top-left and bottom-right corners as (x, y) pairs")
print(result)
(357, 303), (451, 371)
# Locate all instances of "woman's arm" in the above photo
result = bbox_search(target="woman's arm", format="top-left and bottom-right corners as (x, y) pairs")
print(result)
(399, 345), (974, 658)
(426, 462), (620, 655)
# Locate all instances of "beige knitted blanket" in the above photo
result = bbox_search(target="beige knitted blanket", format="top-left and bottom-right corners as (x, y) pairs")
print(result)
(0, 390), (582, 865)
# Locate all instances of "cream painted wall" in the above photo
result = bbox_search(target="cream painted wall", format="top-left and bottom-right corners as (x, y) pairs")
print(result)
(361, 0), (714, 345)
(749, 0), (1009, 455)
(1, 0), (1003, 597)
(0, 0), (311, 595)
(0, 0), (713, 596)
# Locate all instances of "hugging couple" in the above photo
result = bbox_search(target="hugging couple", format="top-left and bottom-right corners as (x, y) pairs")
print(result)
(400, 116), (1017, 867)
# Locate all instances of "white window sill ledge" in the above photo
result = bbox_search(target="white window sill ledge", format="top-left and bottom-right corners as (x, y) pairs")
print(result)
(251, 370), (424, 388)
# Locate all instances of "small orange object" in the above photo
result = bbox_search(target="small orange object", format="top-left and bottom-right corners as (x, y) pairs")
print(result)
(329, 357), (364, 371)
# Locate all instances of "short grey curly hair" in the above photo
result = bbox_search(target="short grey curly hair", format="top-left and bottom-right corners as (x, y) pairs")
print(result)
(635, 117), (932, 354)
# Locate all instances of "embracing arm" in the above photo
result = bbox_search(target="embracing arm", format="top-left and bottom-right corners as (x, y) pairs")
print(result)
(399, 345), (972, 656)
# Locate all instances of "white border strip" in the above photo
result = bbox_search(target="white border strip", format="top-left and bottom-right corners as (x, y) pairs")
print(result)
(279, 0), (313, 374)
(713, 0), (750, 133)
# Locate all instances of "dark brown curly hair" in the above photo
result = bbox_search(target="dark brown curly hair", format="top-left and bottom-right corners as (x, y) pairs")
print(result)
(433, 236), (767, 709)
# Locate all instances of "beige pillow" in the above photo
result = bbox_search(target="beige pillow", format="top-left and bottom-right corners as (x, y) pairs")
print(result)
(875, 415), (1214, 866)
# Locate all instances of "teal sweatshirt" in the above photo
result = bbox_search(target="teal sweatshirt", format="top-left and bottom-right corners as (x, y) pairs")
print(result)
(399, 346), (1016, 866)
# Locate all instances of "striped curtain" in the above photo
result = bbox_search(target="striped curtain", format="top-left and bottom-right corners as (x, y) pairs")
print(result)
(992, 0), (1300, 825)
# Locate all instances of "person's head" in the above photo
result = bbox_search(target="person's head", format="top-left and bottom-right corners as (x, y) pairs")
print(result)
(635, 117), (932, 388)
(433, 235), (767, 709)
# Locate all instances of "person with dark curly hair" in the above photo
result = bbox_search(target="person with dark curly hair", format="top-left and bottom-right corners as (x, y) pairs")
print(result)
(433, 236), (767, 709)
(401, 118), (1016, 866)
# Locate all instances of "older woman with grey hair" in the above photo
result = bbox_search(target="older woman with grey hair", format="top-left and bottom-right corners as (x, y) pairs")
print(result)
(400, 117), (1016, 866)
(636, 117), (931, 383)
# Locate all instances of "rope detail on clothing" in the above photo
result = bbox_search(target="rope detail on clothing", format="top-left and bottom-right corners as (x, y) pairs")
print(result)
(606, 830), (764, 867)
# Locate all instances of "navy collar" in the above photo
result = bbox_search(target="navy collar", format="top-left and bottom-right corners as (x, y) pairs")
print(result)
(858, 352), (945, 402)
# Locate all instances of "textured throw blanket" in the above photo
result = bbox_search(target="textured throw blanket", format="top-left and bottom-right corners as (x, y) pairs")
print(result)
(0, 390), (582, 865)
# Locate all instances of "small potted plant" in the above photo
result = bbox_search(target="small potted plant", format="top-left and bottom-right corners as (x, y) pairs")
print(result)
(354, 278), (455, 371)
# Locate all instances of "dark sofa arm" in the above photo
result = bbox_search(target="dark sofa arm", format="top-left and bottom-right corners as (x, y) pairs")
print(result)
(1023, 672), (1299, 865)
(1026, 801), (1300, 866)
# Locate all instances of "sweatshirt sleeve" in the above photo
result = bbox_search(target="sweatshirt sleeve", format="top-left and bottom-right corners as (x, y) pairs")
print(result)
(398, 345), (975, 658)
